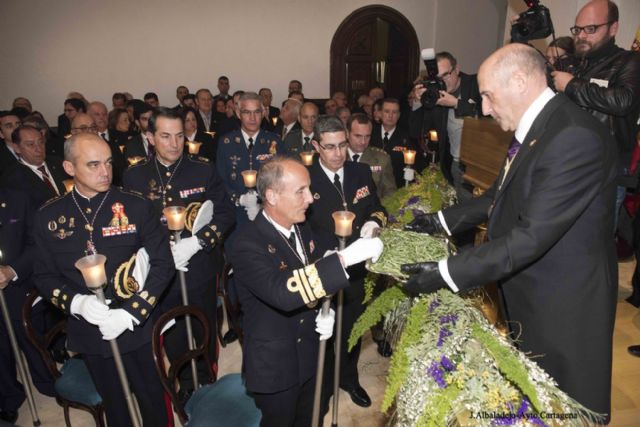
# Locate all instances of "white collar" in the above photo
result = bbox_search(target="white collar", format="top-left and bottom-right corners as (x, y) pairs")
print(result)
(262, 210), (295, 236)
(319, 160), (344, 183)
(347, 147), (363, 161)
(381, 126), (396, 138)
(515, 88), (555, 143)
(241, 129), (259, 146)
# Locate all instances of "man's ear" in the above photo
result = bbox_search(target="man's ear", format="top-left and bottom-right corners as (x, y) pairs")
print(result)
(62, 160), (75, 177)
(264, 188), (277, 206)
(146, 131), (155, 146)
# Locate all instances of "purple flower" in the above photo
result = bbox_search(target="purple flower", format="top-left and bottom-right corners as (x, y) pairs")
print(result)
(437, 327), (452, 347)
(439, 314), (459, 325)
(389, 215), (397, 223)
(428, 299), (441, 313)
(407, 195), (420, 205)
(440, 356), (455, 371)
(427, 361), (446, 388)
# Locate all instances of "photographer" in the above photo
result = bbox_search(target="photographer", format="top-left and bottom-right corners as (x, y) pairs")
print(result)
(546, 36), (575, 66)
(409, 51), (481, 201)
(551, 0), (640, 221)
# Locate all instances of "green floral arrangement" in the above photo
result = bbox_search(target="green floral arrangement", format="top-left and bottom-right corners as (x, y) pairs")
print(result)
(383, 165), (457, 226)
(350, 289), (602, 426)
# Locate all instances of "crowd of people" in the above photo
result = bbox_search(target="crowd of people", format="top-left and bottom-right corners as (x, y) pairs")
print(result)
(0, 0), (639, 426)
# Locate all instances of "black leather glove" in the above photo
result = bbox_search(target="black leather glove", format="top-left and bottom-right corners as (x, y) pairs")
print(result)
(400, 261), (447, 296)
(404, 213), (444, 235)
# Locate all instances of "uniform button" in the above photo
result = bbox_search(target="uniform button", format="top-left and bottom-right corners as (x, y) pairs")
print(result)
(300, 319), (304, 324)
(166, 172), (171, 177)
(297, 338), (302, 343)
(167, 185), (172, 190)
(168, 197), (173, 202)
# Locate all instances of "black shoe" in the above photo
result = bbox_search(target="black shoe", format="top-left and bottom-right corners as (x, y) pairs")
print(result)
(629, 345), (640, 358)
(343, 385), (371, 407)
(223, 329), (238, 344)
(0, 409), (18, 423)
(377, 340), (393, 358)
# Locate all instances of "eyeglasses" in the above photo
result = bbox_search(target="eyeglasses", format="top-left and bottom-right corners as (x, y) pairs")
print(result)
(317, 141), (349, 151)
(438, 69), (455, 80)
(240, 109), (262, 117)
(71, 125), (97, 132)
(570, 22), (612, 35)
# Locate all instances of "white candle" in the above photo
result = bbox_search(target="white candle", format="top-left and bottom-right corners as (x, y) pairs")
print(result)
(241, 170), (257, 188)
(300, 151), (314, 166)
(75, 254), (107, 290)
(429, 130), (438, 142)
(403, 150), (416, 165)
(332, 211), (356, 237)
(187, 141), (202, 154)
(163, 206), (186, 231)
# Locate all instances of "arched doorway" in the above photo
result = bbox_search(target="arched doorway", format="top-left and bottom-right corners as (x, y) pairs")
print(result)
(330, 5), (419, 106)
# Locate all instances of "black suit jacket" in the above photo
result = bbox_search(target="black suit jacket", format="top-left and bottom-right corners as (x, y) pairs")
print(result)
(0, 189), (36, 319)
(123, 134), (149, 161)
(229, 213), (348, 393)
(442, 94), (617, 414)
(282, 129), (314, 155)
(370, 125), (426, 187)
(0, 142), (19, 178)
(409, 72), (481, 182)
(195, 110), (217, 134)
(0, 157), (69, 208)
(185, 131), (216, 162)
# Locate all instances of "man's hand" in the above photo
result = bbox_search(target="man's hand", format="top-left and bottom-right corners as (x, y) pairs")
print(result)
(171, 236), (201, 271)
(70, 294), (110, 325)
(400, 262), (447, 296)
(339, 237), (384, 267)
(239, 192), (260, 220)
(551, 71), (574, 93)
(405, 213), (444, 235)
(360, 221), (380, 238)
(99, 309), (136, 340)
(315, 308), (335, 341)
(0, 266), (16, 289)
(436, 90), (458, 108)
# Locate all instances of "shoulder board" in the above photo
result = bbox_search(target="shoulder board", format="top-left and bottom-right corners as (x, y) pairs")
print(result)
(39, 192), (68, 211)
(186, 154), (211, 164)
(126, 159), (149, 169)
(370, 147), (385, 153)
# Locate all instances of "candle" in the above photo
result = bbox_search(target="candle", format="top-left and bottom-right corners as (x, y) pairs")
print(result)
(119, 145), (125, 154)
(187, 141), (202, 154)
(163, 206), (186, 231)
(429, 130), (438, 141)
(271, 117), (278, 126)
(332, 210), (356, 237)
(300, 151), (314, 166)
(205, 131), (216, 137)
(75, 254), (108, 290)
(127, 156), (145, 166)
(241, 170), (257, 188)
(63, 179), (74, 193)
(403, 149), (416, 165)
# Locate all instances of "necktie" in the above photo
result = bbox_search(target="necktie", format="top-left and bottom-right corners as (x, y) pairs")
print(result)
(287, 232), (296, 248)
(248, 137), (254, 152)
(38, 165), (58, 195)
(352, 154), (360, 162)
(282, 126), (288, 139)
(303, 136), (310, 150)
(383, 132), (389, 148)
(333, 173), (342, 191)
(507, 136), (521, 161)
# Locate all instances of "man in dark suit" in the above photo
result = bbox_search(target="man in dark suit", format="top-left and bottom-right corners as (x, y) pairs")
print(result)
(402, 43), (617, 418)
(409, 51), (481, 198)
(0, 111), (21, 177)
(283, 102), (318, 155)
(87, 102), (127, 186)
(229, 156), (382, 427)
(195, 88), (216, 134)
(33, 133), (174, 427)
(306, 115), (388, 408)
(216, 92), (284, 226)
(123, 103), (154, 162)
(259, 87), (280, 126)
(275, 98), (302, 140)
(213, 75), (231, 103)
(0, 189), (55, 424)
(0, 125), (69, 208)
(123, 107), (235, 395)
(371, 98), (426, 188)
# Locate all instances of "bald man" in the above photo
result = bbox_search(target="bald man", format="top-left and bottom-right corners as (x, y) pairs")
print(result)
(403, 43), (617, 418)
(282, 102), (318, 155)
(33, 133), (174, 427)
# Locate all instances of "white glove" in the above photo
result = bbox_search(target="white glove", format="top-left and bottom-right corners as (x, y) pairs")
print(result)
(171, 236), (202, 272)
(70, 294), (109, 325)
(99, 309), (136, 340)
(192, 200), (213, 235)
(339, 237), (384, 267)
(132, 248), (150, 292)
(239, 192), (260, 220)
(403, 167), (415, 182)
(315, 308), (335, 341)
(360, 221), (380, 238)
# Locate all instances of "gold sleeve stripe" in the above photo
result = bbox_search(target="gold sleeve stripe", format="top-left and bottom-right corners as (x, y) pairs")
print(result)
(370, 211), (387, 227)
(304, 264), (327, 299)
(287, 269), (311, 304)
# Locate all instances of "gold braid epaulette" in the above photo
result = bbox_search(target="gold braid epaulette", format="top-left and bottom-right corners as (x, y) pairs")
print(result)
(370, 211), (387, 227)
(286, 264), (327, 308)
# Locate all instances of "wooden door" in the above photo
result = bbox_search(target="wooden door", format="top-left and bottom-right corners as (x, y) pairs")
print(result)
(331, 5), (419, 106)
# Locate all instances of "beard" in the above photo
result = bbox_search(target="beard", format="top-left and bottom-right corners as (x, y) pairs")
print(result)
(575, 34), (612, 57)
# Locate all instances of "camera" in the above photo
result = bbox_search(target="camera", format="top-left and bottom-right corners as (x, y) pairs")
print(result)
(511, 0), (554, 43)
(420, 48), (447, 109)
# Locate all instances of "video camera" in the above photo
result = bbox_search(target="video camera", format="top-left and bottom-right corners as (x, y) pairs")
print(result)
(420, 48), (447, 109)
(511, 0), (554, 43)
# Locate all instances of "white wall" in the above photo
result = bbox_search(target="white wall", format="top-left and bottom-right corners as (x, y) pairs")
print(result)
(1, 0), (504, 124)
(504, 0), (640, 51)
